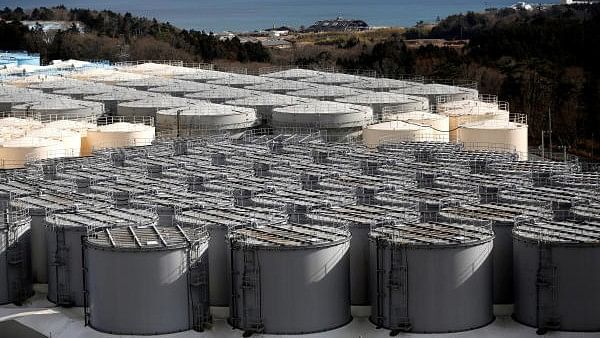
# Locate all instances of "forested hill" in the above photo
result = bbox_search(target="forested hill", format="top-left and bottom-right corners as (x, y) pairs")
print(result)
(0, 6), (270, 63)
(336, 5), (600, 157)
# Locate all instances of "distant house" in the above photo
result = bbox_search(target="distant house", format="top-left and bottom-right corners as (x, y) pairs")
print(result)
(21, 21), (85, 33)
(304, 17), (369, 32)
(260, 39), (292, 49)
(561, 0), (600, 4)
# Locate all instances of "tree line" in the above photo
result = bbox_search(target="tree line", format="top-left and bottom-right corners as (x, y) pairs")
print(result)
(0, 6), (270, 63)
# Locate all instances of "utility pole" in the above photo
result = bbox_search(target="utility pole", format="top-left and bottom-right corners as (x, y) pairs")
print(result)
(541, 130), (545, 160)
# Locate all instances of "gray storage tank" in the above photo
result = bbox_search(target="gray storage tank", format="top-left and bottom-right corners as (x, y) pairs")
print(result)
(175, 206), (286, 307)
(307, 204), (416, 306)
(85, 224), (210, 334)
(228, 221), (351, 335)
(512, 217), (600, 333)
(45, 206), (158, 306)
(369, 218), (495, 333)
(0, 204), (32, 305)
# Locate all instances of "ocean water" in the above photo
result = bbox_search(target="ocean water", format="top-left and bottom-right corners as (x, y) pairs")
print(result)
(4, 0), (557, 32)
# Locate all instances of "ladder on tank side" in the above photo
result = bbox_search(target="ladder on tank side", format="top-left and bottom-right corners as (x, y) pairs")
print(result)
(6, 230), (29, 305)
(54, 229), (72, 306)
(536, 244), (561, 334)
(240, 248), (264, 336)
(188, 243), (211, 331)
(374, 239), (411, 334)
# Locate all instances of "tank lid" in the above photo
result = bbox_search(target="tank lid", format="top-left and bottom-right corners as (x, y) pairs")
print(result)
(370, 221), (494, 246)
(46, 207), (158, 229)
(228, 222), (349, 248)
(307, 204), (417, 227)
(513, 219), (600, 244)
(87, 224), (204, 250)
(176, 206), (286, 228)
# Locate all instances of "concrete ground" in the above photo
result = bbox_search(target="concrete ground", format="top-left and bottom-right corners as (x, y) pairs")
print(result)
(0, 285), (598, 338)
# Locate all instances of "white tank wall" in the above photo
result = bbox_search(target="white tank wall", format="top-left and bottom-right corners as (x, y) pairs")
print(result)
(84, 123), (155, 154)
(458, 122), (528, 160)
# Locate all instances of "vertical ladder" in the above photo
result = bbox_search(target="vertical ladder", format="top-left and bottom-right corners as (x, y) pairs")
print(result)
(388, 245), (411, 333)
(6, 235), (27, 304)
(54, 229), (72, 306)
(374, 239), (386, 328)
(536, 245), (560, 334)
(81, 235), (90, 326)
(241, 248), (264, 335)
(188, 245), (210, 331)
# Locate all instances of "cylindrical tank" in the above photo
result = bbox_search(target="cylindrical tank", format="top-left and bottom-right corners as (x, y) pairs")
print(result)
(0, 204), (32, 305)
(306, 204), (416, 306)
(175, 70), (231, 83)
(335, 92), (429, 121)
(85, 122), (155, 153)
(84, 89), (160, 116)
(228, 222), (351, 335)
(224, 94), (313, 124)
(117, 97), (199, 119)
(369, 220), (494, 333)
(271, 102), (373, 142)
(85, 225), (210, 334)
(245, 79), (315, 94)
(184, 86), (256, 104)
(363, 120), (445, 148)
(458, 120), (528, 160)
(155, 103), (258, 136)
(438, 99), (509, 142)
(260, 68), (326, 81)
(147, 82), (215, 97)
(299, 73), (363, 86)
(11, 99), (105, 120)
(207, 74), (270, 88)
(45, 207), (157, 306)
(287, 85), (369, 101)
(175, 207), (287, 307)
(0, 137), (65, 169)
(512, 218), (600, 333)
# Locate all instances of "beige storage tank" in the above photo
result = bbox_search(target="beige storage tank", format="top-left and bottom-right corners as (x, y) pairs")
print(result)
(362, 114), (449, 148)
(458, 120), (528, 160)
(0, 136), (65, 169)
(438, 99), (509, 143)
(85, 122), (155, 153)
(44, 120), (97, 156)
(27, 127), (82, 157)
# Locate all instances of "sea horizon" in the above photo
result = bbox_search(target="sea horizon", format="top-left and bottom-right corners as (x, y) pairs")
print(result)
(2, 0), (558, 33)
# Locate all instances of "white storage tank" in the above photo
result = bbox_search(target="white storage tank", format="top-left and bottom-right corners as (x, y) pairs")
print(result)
(207, 74), (270, 88)
(513, 217), (600, 333)
(0, 137), (65, 169)
(27, 127), (82, 158)
(175, 70), (231, 83)
(287, 85), (370, 101)
(113, 76), (178, 91)
(364, 111), (450, 147)
(52, 83), (115, 100)
(225, 94), (314, 124)
(11, 98), (105, 121)
(458, 120), (528, 160)
(245, 79), (315, 94)
(28, 79), (87, 93)
(147, 81), (216, 97)
(85, 121), (155, 153)
(228, 221), (351, 335)
(85, 225), (210, 334)
(343, 77), (420, 92)
(184, 86), (257, 104)
(84, 89), (160, 116)
(438, 98), (510, 142)
(300, 72), (363, 85)
(335, 92), (429, 121)
(117, 96), (199, 119)
(393, 84), (479, 110)
(271, 102), (374, 141)
(156, 103), (258, 136)
(369, 218), (495, 333)
(260, 68), (326, 81)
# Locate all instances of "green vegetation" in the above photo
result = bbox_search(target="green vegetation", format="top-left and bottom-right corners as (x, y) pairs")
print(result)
(0, 6), (270, 63)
